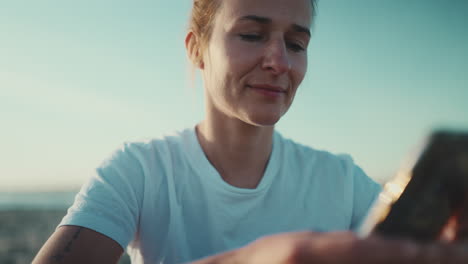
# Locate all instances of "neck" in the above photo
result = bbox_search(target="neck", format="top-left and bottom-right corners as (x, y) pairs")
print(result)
(196, 110), (274, 189)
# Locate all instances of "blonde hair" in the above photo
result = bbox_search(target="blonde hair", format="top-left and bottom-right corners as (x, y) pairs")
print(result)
(187, 0), (222, 66)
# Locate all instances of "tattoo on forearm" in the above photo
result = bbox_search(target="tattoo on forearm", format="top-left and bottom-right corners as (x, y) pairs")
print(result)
(51, 227), (84, 263)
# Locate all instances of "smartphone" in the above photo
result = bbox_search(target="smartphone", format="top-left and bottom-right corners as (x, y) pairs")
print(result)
(358, 130), (468, 242)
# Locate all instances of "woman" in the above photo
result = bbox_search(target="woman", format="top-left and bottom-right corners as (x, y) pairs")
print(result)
(34, 0), (468, 263)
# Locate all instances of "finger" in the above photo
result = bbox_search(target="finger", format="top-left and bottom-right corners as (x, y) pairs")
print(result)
(293, 235), (420, 264)
(439, 216), (457, 242)
(352, 237), (420, 264)
(445, 243), (468, 264)
(418, 242), (468, 264)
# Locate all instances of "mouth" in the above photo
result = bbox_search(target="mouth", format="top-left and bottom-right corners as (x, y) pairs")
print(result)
(247, 84), (286, 100)
(248, 84), (287, 93)
(247, 84), (287, 98)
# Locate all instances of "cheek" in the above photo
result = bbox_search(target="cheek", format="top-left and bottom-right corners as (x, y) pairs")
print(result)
(224, 40), (261, 76)
(204, 43), (229, 88)
(292, 57), (307, 87)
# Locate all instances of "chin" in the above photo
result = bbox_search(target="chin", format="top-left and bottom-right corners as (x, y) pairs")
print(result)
(236, 104), (289, 127)
(244, 113), (283, 127)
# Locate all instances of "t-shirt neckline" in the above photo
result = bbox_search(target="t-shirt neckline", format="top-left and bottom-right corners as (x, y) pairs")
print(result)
(182, 126), (281, 195)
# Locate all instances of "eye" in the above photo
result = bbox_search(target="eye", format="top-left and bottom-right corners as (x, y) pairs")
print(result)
(286, 41), (305, 53)
(239, 34), (263, 42)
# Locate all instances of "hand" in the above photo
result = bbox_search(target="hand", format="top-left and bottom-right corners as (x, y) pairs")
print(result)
(237, 231), (468, 264)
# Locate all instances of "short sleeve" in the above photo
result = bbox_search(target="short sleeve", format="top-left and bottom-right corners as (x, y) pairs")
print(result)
(349, 164), (382, 230)
(59, 143), (145, 249)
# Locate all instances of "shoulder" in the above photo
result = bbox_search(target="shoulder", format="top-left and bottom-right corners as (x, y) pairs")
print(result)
(276, 132), (354, 172)
(275, 131), (379, 189)
(91, 128), (195, 193)
(101, 128), (192, 169)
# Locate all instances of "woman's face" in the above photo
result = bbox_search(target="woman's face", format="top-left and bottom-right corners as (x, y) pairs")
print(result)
(201, 0), (312, 127)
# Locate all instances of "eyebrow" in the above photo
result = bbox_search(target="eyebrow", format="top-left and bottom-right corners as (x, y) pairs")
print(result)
(238, 15), (311, 37)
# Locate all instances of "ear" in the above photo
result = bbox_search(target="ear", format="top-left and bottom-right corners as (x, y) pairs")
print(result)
(185, 31), (204, 69)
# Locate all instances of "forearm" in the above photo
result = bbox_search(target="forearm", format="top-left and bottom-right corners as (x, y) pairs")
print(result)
(189, 249), (243, 264)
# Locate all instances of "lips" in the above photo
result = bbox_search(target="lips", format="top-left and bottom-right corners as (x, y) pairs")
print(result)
(248, 84), (287, 93)
(248, 84), (287, 99)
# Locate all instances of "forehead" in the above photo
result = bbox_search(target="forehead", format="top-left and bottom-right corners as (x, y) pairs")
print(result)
(217, 0), (312, 29)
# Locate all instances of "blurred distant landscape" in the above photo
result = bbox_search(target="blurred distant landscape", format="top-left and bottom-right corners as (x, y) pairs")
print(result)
(0, 192), (130, 264)
(0, 209), (66, 263)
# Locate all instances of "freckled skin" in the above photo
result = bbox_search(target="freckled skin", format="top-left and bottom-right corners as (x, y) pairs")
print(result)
(201, 0), (312, 127)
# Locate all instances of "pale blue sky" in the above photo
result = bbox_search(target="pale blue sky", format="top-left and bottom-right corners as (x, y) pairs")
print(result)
(1, 0), (467, 191)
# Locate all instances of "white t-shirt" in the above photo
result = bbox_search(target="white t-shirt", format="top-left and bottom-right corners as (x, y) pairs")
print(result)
(60, 127), (381, 263)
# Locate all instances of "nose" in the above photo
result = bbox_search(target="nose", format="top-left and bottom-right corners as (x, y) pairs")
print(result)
(261, 39), (291, 75)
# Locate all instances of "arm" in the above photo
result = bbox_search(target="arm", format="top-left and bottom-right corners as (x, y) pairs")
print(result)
(34, 143), (146, 263)
(190, 231), (468, 264)
(33, 225), (123, 264)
